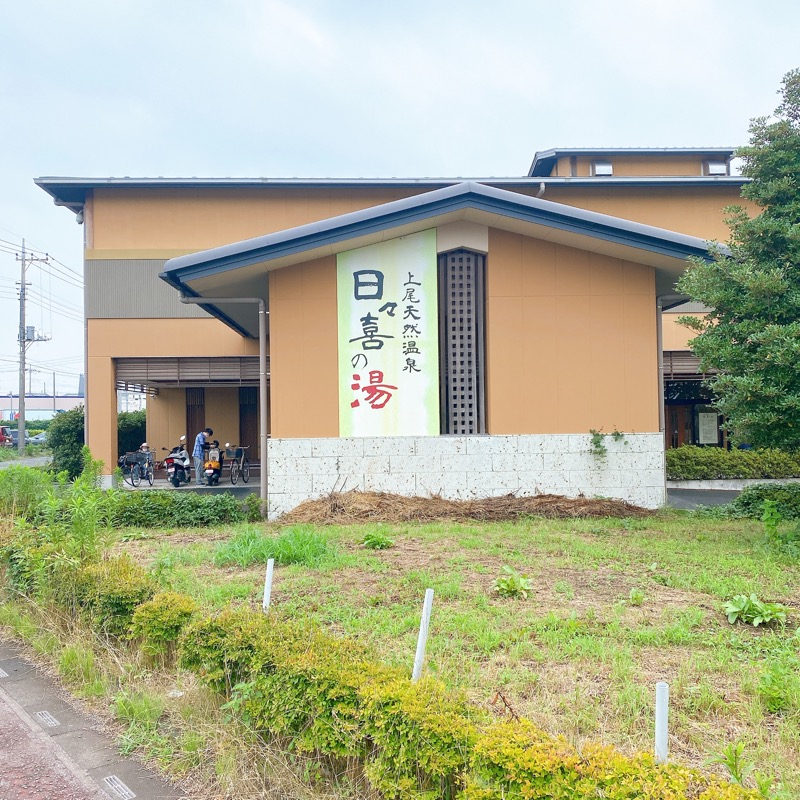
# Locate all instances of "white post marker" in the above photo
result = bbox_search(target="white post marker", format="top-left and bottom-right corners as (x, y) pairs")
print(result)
(262, 558), (275, 612)
(655, 681), (669, 764)
(411, 588), (434, 683)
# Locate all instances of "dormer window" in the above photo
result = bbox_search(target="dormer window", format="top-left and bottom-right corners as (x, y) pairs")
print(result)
(592, 160), (613, 176)
(704, 161), (728, 176)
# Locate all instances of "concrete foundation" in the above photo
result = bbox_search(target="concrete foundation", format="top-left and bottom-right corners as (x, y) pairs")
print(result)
(267, 433), (665, 518)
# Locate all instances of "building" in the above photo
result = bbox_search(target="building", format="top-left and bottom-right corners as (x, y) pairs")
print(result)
(36, 148), (754, 515)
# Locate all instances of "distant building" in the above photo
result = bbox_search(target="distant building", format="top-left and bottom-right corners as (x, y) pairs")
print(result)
(3, 393), (84, 421)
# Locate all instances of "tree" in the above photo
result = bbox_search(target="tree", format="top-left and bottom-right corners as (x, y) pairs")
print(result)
(117, 410), (146, 457)
(678, 69), (800, 449)
(49, 405), (85, 478)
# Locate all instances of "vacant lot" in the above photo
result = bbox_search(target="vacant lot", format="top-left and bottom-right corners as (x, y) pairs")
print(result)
(114, 511), (800, 795)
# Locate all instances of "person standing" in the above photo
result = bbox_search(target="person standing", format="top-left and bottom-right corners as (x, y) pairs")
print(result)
(193, 427), (213, 485)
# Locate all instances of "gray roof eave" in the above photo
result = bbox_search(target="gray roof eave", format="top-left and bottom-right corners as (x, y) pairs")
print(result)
(34, 174), (748, 212)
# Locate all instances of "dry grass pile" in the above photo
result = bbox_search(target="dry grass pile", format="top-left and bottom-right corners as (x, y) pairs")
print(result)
(279, 489), (651, 524)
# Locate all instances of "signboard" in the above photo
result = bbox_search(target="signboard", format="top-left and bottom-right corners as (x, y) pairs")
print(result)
(337, 230), (439, 436)
(698, 412), (719, 445)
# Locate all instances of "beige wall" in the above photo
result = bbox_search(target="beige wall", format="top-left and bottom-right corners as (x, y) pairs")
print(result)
(269, 256), (339, 438)
(265, 230), (659, 440)
(554, 155), (721, 178)
(518, 185), (752, 242)
(485, 229), (658, 434)
(147, 389), (187, 456)
(87, 188), (420, 256)
(662, 312), (702, 350)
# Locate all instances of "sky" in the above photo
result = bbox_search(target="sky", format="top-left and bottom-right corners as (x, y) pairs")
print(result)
(0, 0), (798, 398)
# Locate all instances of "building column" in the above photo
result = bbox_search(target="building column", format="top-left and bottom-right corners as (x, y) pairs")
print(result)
(86, 356), (118, 482)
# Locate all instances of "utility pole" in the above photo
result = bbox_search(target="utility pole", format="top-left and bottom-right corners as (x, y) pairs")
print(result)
(16, 240), (50, 453)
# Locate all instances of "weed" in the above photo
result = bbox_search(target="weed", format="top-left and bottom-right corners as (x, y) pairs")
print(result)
(758, 659), (800, 714)
(493, 566), (532, 599)
(705, 741), (754, 787)
(628, 587), (645, 606)
(58, 644), (103, 693)
(724, 594), (788, 627)
(363, 531), (395, 550)
(589, 429), (607, 458)
(762, 500), (782, 537)
(114, 689), (165, 729)
(214, 525), (334, 567)
(553, 579), (575, 599)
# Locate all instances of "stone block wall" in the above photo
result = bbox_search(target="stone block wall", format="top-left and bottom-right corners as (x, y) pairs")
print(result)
(266, 433), (665, 518)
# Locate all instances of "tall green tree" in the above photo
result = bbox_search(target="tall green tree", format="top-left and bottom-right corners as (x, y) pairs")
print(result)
(678, 69), (800, 449)
(49, 405), (85, 478)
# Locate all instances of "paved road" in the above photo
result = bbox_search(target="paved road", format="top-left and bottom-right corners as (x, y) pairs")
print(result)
(0, 640), (185, 800)
(666, 488), (740, 510)
(0, 455), (51, 470)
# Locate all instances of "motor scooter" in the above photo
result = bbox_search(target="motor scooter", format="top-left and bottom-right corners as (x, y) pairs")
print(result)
(203, 440), (224, 486)
(162, 435), (191, 487)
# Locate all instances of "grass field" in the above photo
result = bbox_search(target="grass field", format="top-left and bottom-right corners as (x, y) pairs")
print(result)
(112, 510), (800, 795)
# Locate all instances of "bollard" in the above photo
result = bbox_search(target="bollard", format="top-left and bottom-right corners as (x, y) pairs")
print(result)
(262, 558), (274, 612)
(655, 681), (669, 764)
(411, 588), (434, 682)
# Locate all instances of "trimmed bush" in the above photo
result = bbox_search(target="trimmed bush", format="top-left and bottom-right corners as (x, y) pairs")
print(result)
(130, 591), (198, 658)
(76, 555), (156, 635)
(666, 445), (800, 481)
(180, 608), (758, 800)
(463, 719), (760, 799)
(731, 483), (800, 520)
(111, 490), (244, 528)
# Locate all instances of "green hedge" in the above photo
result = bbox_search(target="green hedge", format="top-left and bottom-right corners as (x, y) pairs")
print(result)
(731, 482), (800, 520)
(111, 490), (244, 527)
(666, 446), (800, 481)
(179, 608), (758, 800)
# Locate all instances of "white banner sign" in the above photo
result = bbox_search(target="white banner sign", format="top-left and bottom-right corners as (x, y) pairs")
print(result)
(337, 230), (439, 437)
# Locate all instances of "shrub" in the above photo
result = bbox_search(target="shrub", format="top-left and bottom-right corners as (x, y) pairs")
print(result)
(111, 490), (244, 528)
(243, 492), (263, 522)
(181, 608), (760, 800)
(48, 406), (85, 478)
(463, 719), (760, 800)
(130, 591), (198, 658)
(76, 555), (156, 635)
(666, 445), (800, 481)
(732, 482), (800, 520)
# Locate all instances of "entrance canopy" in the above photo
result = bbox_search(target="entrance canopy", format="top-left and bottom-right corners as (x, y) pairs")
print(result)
(115, 356), (264, 394)
(160, 182), (716, 337)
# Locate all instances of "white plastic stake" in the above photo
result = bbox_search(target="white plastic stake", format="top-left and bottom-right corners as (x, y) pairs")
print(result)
(262, 558), (274, 612)
(655, 681), (669, 764)
(411, 588), (434, 682)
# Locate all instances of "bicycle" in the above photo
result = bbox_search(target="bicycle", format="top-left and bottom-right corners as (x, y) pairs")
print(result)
(225, 444), (251, 484)
(120, 451), (154, 488)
